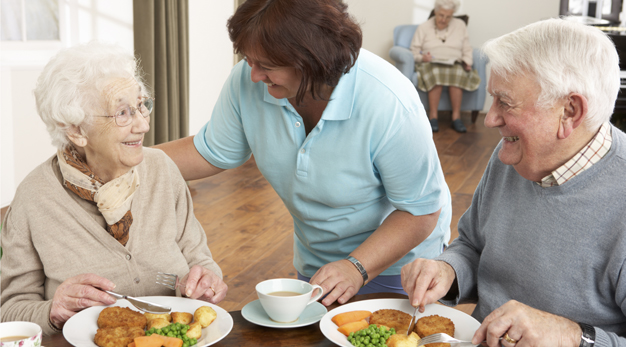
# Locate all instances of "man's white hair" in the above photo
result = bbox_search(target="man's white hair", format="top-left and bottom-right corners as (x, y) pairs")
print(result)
(434, 0), (459, 13)
(482, 18), (620, 130)
(34, 41), (149, 150)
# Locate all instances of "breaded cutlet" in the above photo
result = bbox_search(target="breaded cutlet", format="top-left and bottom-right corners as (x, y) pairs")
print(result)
(97, 306), (147, 329)
(94, 326), (144, 347)
(415, 314), (455, 347)
(369, 309), (412, 335)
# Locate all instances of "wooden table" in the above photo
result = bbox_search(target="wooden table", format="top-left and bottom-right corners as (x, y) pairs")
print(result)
(41, 293), (414, 347)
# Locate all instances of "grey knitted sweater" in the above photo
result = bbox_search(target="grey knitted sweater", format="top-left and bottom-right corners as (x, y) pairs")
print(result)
(438, 125), (626, 346)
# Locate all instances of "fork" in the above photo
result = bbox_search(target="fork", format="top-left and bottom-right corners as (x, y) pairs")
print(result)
(417, 333), (477, 346)
(156, 272), (179, 291)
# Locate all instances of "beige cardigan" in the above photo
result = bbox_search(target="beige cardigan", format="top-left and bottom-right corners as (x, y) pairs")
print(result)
(1, 148), (222, 335)
(410, 17), (473, 66)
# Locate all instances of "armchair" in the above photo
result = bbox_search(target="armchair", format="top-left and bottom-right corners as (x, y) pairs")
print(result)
(389, 24), (488, 123)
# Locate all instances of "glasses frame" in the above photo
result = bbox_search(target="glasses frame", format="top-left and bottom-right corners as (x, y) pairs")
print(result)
(93, 97), (155, 127)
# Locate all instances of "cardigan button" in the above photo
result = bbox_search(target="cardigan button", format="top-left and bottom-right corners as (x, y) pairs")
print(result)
(126, 254), (131, 260)
(134, 277), (140, 283)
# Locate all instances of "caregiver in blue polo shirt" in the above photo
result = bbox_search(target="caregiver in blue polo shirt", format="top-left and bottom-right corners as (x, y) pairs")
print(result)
(157, 0), (452, 306)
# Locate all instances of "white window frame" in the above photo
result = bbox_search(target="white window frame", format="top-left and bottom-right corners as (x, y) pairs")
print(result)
(1, 0), (68, 67)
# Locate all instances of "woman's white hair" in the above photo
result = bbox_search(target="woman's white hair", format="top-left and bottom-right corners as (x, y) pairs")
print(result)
(482, 18), (620, 130)
(34, 41), (149, 150)
(434, 0), (460, 12)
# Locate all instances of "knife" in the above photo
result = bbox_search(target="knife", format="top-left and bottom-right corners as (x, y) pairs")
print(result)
(406, 306), (419, 335)
(105, 290), (172, 314)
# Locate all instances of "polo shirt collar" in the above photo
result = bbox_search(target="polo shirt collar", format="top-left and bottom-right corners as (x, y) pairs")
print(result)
(262, 53), (360, 121)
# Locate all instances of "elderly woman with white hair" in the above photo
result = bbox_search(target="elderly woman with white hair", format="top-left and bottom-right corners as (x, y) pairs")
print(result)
(402, 18), (626, 347)
(0, 42), (227, 335)
(410, 0), (480, 133)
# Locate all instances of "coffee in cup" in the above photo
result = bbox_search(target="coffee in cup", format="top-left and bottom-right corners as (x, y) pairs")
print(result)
(256, 278), (324, 323)
(0, 321), (42, 347)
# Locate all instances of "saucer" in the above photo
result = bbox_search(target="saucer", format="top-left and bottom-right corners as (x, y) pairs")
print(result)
(241, 299), (327, 328)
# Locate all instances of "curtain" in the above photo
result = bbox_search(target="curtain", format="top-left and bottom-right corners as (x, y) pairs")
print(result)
(133, 0), (189, 146)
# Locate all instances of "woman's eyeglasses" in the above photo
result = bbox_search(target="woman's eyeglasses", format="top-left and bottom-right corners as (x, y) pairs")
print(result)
(94, 97), (154, 127)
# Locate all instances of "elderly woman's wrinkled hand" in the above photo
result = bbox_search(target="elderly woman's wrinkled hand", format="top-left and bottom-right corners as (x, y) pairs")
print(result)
(50, 273), (117, 328)
(462, 62), (472, 72)
(422, 52), (433, 63)
(180, 265), (228, 304)
(400, 258), (455, 312)
(310, 259), (363, 306)
(472, 300), (582, 347)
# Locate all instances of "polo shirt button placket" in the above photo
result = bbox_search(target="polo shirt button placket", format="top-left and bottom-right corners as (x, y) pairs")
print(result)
(295, 121), (301, 127)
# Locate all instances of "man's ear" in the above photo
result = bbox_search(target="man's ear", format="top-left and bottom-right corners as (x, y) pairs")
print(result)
(558, 93), (588, 139)
(66, 125), (88, 148)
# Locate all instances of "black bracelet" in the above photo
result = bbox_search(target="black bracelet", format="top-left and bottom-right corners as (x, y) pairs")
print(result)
(578, 322), (595, 347)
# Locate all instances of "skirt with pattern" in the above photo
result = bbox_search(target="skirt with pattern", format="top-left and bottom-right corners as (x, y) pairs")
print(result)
(416, 62), (480, 92)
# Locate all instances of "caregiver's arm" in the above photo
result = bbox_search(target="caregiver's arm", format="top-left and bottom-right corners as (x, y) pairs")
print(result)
(310, 208), (441, 306)
(155, 136), (225, 181)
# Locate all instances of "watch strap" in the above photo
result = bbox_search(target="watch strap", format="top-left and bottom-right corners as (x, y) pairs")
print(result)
(578, 322), (595, 347)
(346, 255), (368, 286)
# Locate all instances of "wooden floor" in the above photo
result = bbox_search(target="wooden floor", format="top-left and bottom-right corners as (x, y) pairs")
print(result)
(189, 112), (501, 313)
(0, 112), (501, 314)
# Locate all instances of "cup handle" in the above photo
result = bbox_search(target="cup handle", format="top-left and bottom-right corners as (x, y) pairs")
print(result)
(307, 284), (324, 305)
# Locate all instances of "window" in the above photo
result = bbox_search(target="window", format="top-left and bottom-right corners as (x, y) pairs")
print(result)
(1, 0), (60, 41)
(559, 0), (623, 23)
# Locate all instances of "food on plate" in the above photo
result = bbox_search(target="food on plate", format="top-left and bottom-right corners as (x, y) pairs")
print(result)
(97, 307), (148, 329)
(194, 306), (217, 328)
(370, 309), (412, 335)
(331, 310), (372, 327)
(185, 322), (202, 340)
(171, 311), (193, 325)
(415, 315), (455, 347)
(147, 317), (170, 330)
(346, 324), (396, 347)
(386, 331), (419, 347)
(128, 334), (184, 347)
(94, 304), (217, 346)
(94, 326), (144, 347)
(145, 322), (198, 346)
(144, 312), (172, 323)
(337, 319), (369, 336)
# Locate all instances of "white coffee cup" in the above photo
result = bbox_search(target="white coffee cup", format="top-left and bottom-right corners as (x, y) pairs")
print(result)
(0, 321), (42, 347)
(256, 278), (324, 323)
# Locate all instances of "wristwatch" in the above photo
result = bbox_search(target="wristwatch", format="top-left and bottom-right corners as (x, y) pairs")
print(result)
(346, 255), (368, 286)
(578, 322), (595, 347)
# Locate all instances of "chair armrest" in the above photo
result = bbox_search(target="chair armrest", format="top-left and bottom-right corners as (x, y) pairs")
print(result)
(389, 46), (415, 81)
(472, 48), (489, 111)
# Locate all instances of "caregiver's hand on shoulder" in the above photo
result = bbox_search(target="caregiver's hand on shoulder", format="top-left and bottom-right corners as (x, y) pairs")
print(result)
(310, 259), (363, 306)
(50, 273), (117, 328)
(401, 258), (455, 313)
(180, 265), (228, 304)
(472, 300), (581, 347)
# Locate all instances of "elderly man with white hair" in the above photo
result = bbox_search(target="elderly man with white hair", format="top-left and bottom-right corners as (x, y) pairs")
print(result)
(401, 18), (626, 347)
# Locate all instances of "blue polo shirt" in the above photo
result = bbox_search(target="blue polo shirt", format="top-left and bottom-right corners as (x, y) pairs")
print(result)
(194, 49), (451, 277)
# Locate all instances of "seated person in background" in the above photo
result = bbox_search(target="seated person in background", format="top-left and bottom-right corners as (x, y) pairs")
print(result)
(402, 18), (626, 347)
(0, 41), (227, 335)
(410, 0), (480, 133)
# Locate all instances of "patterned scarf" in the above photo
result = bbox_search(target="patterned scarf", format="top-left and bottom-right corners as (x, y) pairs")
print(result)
(57, 145), (140, 246)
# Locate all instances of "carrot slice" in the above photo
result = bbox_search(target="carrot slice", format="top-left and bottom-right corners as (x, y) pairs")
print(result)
(133, 335), (165, 347)
(331, 310), (372, 327)
(337, 319), (369, 336)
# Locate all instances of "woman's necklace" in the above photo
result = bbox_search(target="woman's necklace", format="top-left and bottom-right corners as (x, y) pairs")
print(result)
(435, 26), (448, 43)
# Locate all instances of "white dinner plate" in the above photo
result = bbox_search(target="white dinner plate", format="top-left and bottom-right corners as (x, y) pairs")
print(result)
(63, 296), (233, 347)
(241, 299), (327, 328)
(319, 298), (480, 347)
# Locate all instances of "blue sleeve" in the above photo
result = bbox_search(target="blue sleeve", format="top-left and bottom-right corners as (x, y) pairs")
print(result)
(193, 62), (252, 169)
